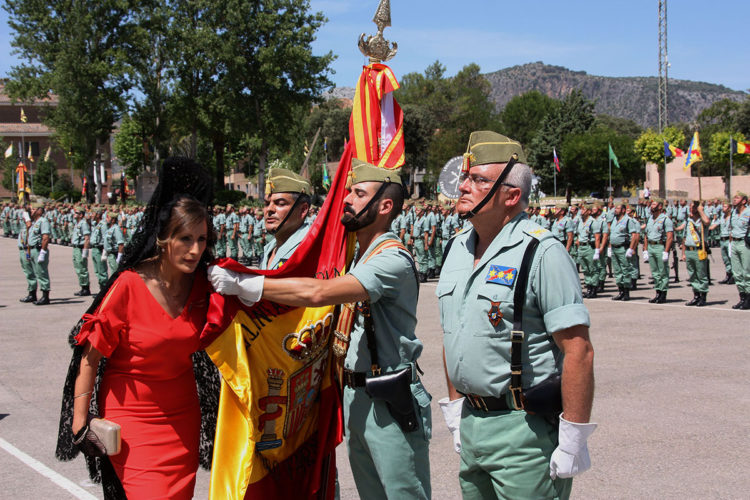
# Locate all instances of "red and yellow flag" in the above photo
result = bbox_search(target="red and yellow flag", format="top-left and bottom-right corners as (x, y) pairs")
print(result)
(348, 63), (404, 169)
(736, 141), (750, 155)
(684, 131), (702, 170)
(201, 145), (354, 500)
(16, 162), (27, 193)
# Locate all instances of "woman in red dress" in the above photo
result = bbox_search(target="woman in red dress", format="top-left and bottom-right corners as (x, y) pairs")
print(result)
(70, 194), (213, 499)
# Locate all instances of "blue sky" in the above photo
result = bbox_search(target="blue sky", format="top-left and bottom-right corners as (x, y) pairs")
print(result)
(0, 1), (747, 93)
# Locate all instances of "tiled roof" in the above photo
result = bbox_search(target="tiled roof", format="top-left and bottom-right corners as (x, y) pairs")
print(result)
(0, 123), (53, 135)
(0, 83), (58, 105)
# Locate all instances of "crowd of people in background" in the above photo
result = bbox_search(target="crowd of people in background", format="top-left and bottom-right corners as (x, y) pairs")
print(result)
(3, 190), (749, 310)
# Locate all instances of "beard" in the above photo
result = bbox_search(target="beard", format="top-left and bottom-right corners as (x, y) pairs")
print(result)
(341, 203), (378, 232)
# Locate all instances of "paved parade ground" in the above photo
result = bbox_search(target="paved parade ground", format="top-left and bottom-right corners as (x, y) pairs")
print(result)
(1, 235), (748, 499)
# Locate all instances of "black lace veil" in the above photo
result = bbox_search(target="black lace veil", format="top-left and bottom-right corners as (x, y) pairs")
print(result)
(55, 158), (220, 499)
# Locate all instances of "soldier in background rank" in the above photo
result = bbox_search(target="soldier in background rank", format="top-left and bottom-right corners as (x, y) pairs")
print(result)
(609, 201), (639, 301)
(578, 204), (598, 298)
(251, 208), (266, 264)
(89, 210), (108, 291)
(680, 201), (710, 306)
(238, 206), (252, 265)
(104, 211), (125, 272)
(729, 192), (750, 309)
(27, 206), (51, 305)
(643, 198), (673, 303)
(551, 203), (574, 251)
(225, 204), (240, 260)
(591, 202), (609, 293)
(212, 205), (227, 258)
(411, 201), (429, 282)
(71, 208), (92, 296)
(17, 206), (39, 303)
(712, 201), (734, 284)
(261, 168), (312, 270)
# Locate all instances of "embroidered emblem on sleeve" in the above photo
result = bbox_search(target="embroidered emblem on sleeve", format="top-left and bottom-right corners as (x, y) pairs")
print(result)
(486, 265), (518, 287)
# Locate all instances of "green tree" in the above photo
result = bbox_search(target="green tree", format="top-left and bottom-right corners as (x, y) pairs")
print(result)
(633, 126), (686, 197)
(736, 97), (750, 136)
(593, 114), (643, 140)
(114, 115), (148, 179)
(528, 89), (596, 195)
(709, 131), (749, 175)
(561, 128), (641, 195)
(500, 90), (559, 146)
(33, 159), (59, 197)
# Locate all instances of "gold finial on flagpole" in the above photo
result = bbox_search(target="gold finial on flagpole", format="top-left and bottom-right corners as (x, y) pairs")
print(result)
(358, 0), (398, 64)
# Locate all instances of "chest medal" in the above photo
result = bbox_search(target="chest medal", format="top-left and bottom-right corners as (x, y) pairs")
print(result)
(488, 301), (503, 326)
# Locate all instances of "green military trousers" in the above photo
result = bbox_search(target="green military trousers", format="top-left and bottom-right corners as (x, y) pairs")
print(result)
(578, 245), (595, 286)
(107, 253), (119, 274)
(611, 246), (632, 288)
(685, 248), (709, 293)
(214, 237), (226, 258)
(427, 244), (437, 272)
(343, 383), (431, 500)
(19, 249), (37, 291)
(29, 248), (50, 291)
(720, 240), (732, 275)
(435, 237), (443, 268)
(647, 243), (669, 292)
(90, 248), (108, 288)
(414, 239), (428, 273)
(730, 240), (750, 293)
(73, 247), (90, 287)
(227, 236), (239, 260)
(459, 405), (572, 500)
(596, 251), (607, 285)
(239, 233), (252, 260)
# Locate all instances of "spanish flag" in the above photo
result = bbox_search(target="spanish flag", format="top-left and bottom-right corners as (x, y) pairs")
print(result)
(202, 144), (354, 500)
(348, 63), (404, 169)
(684, 131), (702, 170)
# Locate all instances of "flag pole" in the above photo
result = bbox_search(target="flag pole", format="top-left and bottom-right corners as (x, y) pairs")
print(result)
(663, 146), (668, 199)
(554, 164), (557, 198)
(608, 155), (612, 197)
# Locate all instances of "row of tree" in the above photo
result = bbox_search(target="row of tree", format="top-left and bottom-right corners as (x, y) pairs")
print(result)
(4, 0), (334, 194)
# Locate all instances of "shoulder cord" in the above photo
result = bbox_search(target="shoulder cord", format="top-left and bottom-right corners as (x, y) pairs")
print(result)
(509, 238), (541, 411)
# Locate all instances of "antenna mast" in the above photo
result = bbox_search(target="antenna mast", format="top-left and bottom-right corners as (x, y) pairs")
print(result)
(658, 0), (668, 133)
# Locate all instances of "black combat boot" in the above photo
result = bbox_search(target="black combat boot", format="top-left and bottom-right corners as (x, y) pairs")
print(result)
(419, 272), (427, 283)
(741, 294), (750, 310)
(686, 291), (700, 306)
(587, 285), (597, 299)
(622, 288), (630, 301)
(648, 291), (660, 303)
(34, 290), (50, 306)
(727, 275), (735, 285)
(631, 279), (637, 291)
(74, 286), (91, 296)
(732, 292), (746, 310)
(612, 287), (624, 301)
(20, 290), (37, 303)
(718, 274), (731, 284)
(656, 290), (667, 303)
(695, 292), (707, 307)
(597, 281), (605, 293)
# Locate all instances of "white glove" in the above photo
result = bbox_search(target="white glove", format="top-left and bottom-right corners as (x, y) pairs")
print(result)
(116, 252), (123, 263)
(662, 251), (669, 262)
(607, 247), (612, 258)
(208, 265), (265, 306)
(438, 397), (464, 454)
(625, 248), (634, 258)
(37, 249), (47, 263)
(82, 249), (89, 258)
(550, 415), (597, 480)
(642, 250), (649, 262)
(592, 249), (600, 261)
(728, 245), (732, 258)
(101, 250), (108, 262)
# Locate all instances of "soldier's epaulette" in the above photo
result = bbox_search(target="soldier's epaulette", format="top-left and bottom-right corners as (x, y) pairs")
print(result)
(523, 225), (553, 241)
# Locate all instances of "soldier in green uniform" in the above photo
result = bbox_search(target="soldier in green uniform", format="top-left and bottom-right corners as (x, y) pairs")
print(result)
(591, 202), (609, 293)
(1, 202), (10, 237)
(27, 206), (52, 305)
(209, 158), (431, 499)
(411, 202), (429, 282)
(17, 208), (39, 303)
(437, 131), (595, 500)
(729, 192), (750, 309)
(213, 205), (226, 258)
(577, 204), (597, 298)
(89, 210), (108, 291)
(425, 202), (438, 278)
(680, 201), (710, 306)
(260, 168), (312, 270)
(251, 209), (266, 264)
(551, 203), (574, 251)
(609, 201), (639, 301)
(104, 211), (125, 273)
(71, 208), (92, 296)
(225, 204), (240, 260)
(626, 204), (642, 288)
(643, 198), (674, 303)
(238, 206), (253, 265)
(712, 201), (734, 284)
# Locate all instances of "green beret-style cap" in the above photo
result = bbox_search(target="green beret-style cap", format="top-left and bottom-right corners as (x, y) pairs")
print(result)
(735, 190), (748, 198)
(265, 168), (311, 196)
(462, 131), (526, 172)
(347, 158), (402, 188)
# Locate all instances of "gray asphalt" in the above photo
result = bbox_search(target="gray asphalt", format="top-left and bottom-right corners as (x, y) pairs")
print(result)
(0, 235), (748, 499)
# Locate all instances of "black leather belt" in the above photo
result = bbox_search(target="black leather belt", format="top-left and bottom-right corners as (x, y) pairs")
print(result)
(586, 242), (596, 248)
(462, 393), (511, 412)
(611, 243), (625, 248)
(93, 245), (103, 250)
(343, 366), (417, 388)
(74, 245), (84, 249)
(721, 237), (729, 241)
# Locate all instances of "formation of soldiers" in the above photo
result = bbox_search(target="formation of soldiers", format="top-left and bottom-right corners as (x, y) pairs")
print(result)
(524, 193), (750, 309)
(5, 190), (749, 310)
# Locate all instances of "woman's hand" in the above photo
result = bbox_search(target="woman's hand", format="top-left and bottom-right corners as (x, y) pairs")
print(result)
(72, 415), (87, 436)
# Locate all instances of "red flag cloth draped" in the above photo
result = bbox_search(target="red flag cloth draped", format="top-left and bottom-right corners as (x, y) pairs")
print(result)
(16, 162), (27, 193)
(200, 144), (354, 500)
(348, 63), (405, 169)
(82, 177), (87, 197)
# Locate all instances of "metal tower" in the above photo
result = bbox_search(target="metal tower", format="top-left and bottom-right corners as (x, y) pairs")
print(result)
(658, 0), (668, 133)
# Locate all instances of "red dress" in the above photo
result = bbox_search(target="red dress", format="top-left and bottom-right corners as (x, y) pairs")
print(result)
(76, 270), (209, 499)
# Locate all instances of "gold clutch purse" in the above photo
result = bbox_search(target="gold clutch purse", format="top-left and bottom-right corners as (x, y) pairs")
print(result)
(698, 249), (707, 261)
(73, 415), (122, 456)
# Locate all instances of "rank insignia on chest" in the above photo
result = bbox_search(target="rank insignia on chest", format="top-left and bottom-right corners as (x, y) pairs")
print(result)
(488, 301), (503, 326)
(486, 265), (518, 286)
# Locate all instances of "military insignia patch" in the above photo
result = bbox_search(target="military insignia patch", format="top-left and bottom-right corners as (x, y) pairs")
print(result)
(486, 265), (518, 286)
(528, 228), (549, 237)
(488, 301), (503, 326)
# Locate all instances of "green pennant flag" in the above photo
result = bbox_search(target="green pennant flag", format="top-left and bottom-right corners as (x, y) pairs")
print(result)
(608, 143), (620, 169)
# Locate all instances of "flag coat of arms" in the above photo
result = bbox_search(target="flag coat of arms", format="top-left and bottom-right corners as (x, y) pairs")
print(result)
(201, 145), (355, 500)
